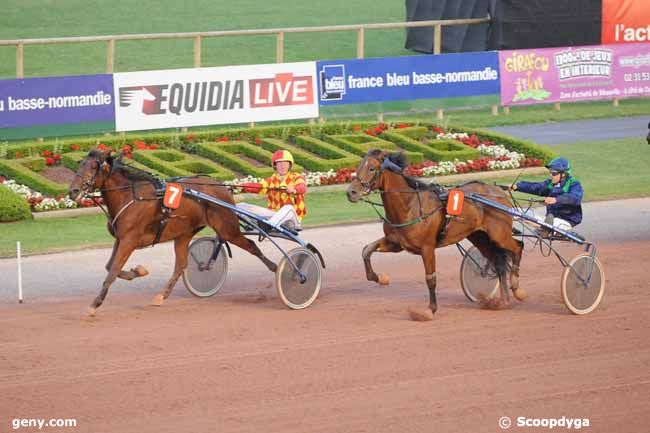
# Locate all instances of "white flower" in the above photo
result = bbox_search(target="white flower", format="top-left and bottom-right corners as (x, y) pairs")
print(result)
(436, 132), (469, 140)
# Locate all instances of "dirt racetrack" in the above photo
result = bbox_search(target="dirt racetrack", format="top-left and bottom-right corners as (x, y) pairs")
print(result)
(1, 213), (650, 432)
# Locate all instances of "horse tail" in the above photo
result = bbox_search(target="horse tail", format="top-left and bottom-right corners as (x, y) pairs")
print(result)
(490, 242), (516, 276)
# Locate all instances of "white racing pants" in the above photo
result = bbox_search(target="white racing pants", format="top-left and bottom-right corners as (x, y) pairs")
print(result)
(237, 203), (302, 229)
(520, 208), (573, 231)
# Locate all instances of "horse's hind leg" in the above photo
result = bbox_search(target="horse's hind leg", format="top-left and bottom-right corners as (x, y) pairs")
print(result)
(362, 236), (403, 285)
(207, 209), (277, 272)
(106, 239), (149, 280)
(89, 239), (137, 316)
(227, 232), (277, 272)
(493, 235), (526, 301)
(152, 234), (192, 306)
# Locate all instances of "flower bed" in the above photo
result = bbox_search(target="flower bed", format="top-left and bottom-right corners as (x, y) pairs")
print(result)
(0, 179), (100, 212)
(0, 122), (548, 212)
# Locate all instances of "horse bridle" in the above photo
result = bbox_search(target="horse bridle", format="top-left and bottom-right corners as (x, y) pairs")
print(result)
(74, 156), (106, 196)
(357, 155), (405, 195)
(356, 155), (443, 228)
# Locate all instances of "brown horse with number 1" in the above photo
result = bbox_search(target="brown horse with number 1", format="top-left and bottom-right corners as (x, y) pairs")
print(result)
(346, 150), (526, 321)
(68, 149), (278, 316)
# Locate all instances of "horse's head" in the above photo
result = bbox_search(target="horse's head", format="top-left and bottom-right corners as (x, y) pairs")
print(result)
(68, 149), (114, 202)
(347, 149), (405, 202)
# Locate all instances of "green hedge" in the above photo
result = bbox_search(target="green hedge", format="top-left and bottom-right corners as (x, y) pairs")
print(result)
(19, 157), (46, 172)
(381, 131), (480, 162)
(324, 134), (424, 163)
(0, 159), (68, 196)
(261, 138), (359, 171)
(0, 185), (32, 222)
(448, 125), (556, 163)
(132, 149), (234, 180)
(196, 141), (281, 178)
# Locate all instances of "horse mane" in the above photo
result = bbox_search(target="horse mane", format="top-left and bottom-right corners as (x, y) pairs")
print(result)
(111, 154), (160, 185)
(384, 151), (446, 194)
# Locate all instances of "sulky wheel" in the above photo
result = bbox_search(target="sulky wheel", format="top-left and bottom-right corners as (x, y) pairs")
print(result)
(561, 253), (605, 315)
(275, 247), (322, 309)
(459, 246), (501, 302)
(183, 236), (229, 298)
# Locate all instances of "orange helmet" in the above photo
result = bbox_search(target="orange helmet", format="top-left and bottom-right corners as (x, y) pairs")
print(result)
(272, 150), (294, 166)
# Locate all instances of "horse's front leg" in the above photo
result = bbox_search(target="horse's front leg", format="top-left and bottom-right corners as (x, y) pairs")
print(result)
(89, 239), (137, 316)
(407, 244), (437, 322)
(421, 245), (438, 314)
(106, 239), (149, 280)
(362, 237), (402, 285)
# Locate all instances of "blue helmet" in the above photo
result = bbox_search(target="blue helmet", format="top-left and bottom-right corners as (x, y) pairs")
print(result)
(547, 157), (570, 173)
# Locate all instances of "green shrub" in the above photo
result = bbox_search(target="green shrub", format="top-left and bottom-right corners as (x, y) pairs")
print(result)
(0, 159), (68, 196)
(19, 157), (45, 172)
(261, 138), (359, 171)
(196, 141), (279, 178)
(381, 131), (480, 162)
(0, 185), (32, 222)
(447, 125), (556, 163)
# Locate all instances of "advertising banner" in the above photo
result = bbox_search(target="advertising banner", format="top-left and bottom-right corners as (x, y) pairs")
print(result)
(499, 43), (650, 106)
(113, 62), (318, 132)
(602, 0), (650, 44)
(316, 53), (500, 106)
(0, 74), (114, 128)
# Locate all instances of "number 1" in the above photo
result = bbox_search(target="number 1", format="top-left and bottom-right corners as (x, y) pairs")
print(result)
(452, 193), (459, 211)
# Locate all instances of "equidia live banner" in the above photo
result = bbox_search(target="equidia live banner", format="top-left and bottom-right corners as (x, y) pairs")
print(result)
(0, 74), (114, 128)
(602, 0), (650, 44)
(499, 43), (650, 106)
(317, 52), (500, 105)
(113, 62), (318, 132)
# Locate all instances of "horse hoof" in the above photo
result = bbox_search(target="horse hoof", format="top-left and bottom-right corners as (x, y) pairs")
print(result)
(408, 306), (434, 322)
(87, 307), (96, 317)
(513, 288), (528, 301)
(377, 273), (390, 285)
(134, 265), (149, 277)
(151, 294), (164, 306)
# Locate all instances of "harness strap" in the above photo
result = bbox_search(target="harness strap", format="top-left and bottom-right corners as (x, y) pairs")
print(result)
(363, 196), (442, 229)
(111, 199), (135, 230)
(151, 206), (171, 247)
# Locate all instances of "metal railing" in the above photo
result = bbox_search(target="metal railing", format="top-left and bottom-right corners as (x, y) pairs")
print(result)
(0, 17), (490, 78)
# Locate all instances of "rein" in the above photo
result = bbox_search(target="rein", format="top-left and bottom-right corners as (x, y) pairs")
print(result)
(360, 178), (443, 229)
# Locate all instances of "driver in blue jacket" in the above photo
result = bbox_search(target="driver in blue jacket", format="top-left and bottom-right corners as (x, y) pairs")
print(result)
(511, 157), (583, 232)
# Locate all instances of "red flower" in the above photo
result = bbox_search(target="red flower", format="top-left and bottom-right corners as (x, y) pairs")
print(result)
(186, 134), (195, 142)
(255, 137), (262, 145)
(352, 125), (361, 132)
(70, 144), (81, 151)
(53, 154), (61, 161)
(148, 143), (158, 150)
(365, 128), (376, 136)
(396, 123), (410, 129)
(217, 136), (229, 142)
(433, 126), (444, 133)
(42, 150), (52, 157)
(45, 157), (55, 166)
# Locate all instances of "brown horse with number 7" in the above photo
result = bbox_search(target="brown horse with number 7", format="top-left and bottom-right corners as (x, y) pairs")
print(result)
(68, 149), (278, 316)
(346, 150), (526, 320)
